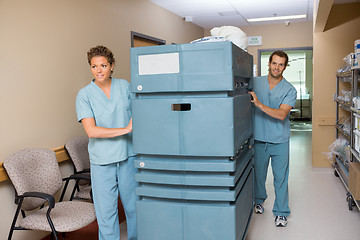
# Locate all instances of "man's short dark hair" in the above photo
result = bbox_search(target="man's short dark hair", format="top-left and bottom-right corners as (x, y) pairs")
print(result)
(269, 50), (289, 67)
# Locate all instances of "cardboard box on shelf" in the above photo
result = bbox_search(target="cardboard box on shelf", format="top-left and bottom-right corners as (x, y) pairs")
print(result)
(349, 162), (360, 200)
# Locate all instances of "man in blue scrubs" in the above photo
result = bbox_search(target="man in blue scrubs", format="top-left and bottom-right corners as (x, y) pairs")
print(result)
(249, 50), (297, 227)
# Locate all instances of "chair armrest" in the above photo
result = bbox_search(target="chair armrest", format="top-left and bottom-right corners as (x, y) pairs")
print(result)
(77, 168), (90, 174)
(63, 173), (90, 182)
(20, 192), (55, 209)
(60, 173), (91, 202)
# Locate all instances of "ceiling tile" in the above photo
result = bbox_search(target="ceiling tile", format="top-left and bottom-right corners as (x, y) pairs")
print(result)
(149, 0), (315, 28)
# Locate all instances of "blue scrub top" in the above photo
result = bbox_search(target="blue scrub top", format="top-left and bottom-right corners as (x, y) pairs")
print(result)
(76, 78), (135, 165)
(252, 75), (297, 143)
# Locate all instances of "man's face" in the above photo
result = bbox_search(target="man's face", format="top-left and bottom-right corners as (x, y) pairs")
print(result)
(268, 55), (286, 79)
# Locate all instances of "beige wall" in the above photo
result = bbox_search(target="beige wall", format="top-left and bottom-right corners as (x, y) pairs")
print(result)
(312, 2), (360, 167)
(3, 0), (358, 238)
(0, 0), (203, 239)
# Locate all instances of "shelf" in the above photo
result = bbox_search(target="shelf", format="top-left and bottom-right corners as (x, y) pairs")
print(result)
(337, 152), (350, 171)
(335, 62), (360, 211)
(351, 107), (360, 114)
(336, 99), (352, 111)
(334, 158), (360, 211)
(338, 76), (352, 83)
(336, 123), (351, 139)
(350, 148), (360, 162)
(337, 71), (352, 78)
(335, 155), (349, 185)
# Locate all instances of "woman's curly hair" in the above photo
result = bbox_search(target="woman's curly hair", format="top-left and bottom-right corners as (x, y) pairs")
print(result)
(87, 45), (115, 74)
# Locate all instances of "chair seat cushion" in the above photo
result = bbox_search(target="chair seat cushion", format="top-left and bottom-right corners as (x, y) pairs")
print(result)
(19, 201), (96, 232)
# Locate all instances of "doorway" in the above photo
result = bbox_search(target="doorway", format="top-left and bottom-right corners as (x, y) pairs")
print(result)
(258, 48), (313, 129)
(131, 31), (166, 47)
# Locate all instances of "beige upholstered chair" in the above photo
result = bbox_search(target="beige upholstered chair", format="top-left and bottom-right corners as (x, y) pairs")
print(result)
(61, 136), (92, 201)
(3, 148), (96, 240)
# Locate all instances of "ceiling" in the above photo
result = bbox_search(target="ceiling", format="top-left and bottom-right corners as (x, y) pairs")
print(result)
(148, 0), (359, 29)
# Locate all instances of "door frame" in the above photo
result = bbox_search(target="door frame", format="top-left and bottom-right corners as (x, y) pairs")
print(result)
(131, 31), (166, 47)
(258, 47), (313, 121)
(257, 47), (313, 76)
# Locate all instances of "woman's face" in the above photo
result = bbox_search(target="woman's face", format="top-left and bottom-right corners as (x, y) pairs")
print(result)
(90, 56), (113, 84)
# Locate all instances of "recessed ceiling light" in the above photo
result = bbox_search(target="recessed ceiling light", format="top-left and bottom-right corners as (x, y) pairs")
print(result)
(247, 14), (307, 22)
(218, 11), (239, 16)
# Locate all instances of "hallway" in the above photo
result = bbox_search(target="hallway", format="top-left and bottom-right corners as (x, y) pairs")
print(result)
(44, 126), (360, 240)
(246, 128), (360, 239)
(119, 126), (360, 239)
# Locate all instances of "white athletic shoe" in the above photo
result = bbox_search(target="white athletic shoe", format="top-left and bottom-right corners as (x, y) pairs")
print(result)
(254, 204), (264, 214)
(275, 216), (287, 227)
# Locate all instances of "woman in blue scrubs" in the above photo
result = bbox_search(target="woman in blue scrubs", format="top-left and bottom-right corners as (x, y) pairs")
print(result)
(249, 50), (297, 228)
(76, 45), (137, 240)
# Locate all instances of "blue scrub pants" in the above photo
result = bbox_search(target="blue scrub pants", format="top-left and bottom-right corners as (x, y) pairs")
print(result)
(254, 141), (291, 217)
(91, 156), (138, 240)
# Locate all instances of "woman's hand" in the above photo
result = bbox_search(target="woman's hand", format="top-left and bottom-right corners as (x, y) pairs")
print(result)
(81, 117), (133, 138)
(126, 118), (133, 133)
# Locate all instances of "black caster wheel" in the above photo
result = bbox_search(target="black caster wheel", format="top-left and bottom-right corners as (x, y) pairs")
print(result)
(346, 194), (355, 211)
(334, 170), (339, 177)
(348, 197), (354, 211)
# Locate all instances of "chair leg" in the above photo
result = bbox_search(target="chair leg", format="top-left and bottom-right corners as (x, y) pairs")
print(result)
(46, 208), (58, 240)
(8, 198), (24, 240)
(50, 232), (65, 240)
(8, 217), (17, 240)
(70, 182), (78, 201)
(51, 231), (59, 240)
(8, 228), (15, 240)
(59, 179), (70, 202)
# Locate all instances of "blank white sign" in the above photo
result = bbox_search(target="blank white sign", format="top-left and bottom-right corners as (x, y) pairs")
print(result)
(138, 52), (180, 75)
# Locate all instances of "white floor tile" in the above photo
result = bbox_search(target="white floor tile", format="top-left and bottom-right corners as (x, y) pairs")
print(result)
(246, 130), (360, 240)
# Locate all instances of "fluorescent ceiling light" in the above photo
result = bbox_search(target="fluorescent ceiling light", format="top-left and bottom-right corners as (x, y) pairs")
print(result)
(247, 14), (306, 22)
(218, 11), (239, 16)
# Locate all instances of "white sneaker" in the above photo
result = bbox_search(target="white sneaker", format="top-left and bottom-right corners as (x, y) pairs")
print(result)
(275, 216), (287, 227)
(254, 204), (264, 214)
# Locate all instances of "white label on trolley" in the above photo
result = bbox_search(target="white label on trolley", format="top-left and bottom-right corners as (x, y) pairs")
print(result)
(138, 52), (179, 75)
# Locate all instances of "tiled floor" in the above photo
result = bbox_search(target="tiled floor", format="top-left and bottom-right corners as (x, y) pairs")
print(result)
(82, 122), (360, 240)
(120, 122), (360, 240)
(245, 125), (360, 240)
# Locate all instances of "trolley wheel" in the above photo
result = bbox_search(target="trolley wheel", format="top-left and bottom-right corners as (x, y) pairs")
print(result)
(346, 193), (355, 211)
(348, 197), (354, 211)
(334, 170), (339, 177)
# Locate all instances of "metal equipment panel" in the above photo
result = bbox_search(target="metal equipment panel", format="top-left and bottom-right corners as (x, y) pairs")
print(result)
(132, 95), (251, 156)
(130, 42), (252, 93)
(136, 168), (253, 240)
(135, 155), (252, 187)
(135, 158), (253, 201)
